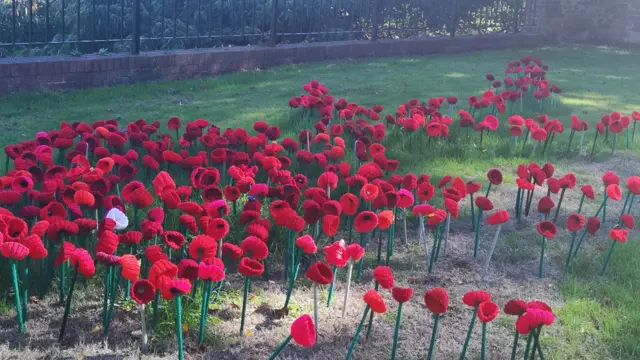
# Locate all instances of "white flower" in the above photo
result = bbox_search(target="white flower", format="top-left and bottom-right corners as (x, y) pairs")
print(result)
(106, 208), (129, 231)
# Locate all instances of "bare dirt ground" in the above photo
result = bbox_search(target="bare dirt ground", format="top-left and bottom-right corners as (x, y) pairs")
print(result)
(0, 154), (638, 360)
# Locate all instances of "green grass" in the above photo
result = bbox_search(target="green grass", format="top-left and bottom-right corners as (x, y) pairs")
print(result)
(3, 44), (640, 358)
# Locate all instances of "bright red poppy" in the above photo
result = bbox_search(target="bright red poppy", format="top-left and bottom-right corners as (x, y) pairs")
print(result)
(620, 214), (635, 229)
(120, 254), (140, 281)
(487, 210), (509, 225)
(610, 227), (629, 242)
(478, 301), (499, 323)
(606, 184), (622, 200)
(354, 211), (378, 232)
(475, 196), (494, 211)
(580, 185), (595, 200)
(305, 261), (334, 285)
(324, 240), (347, 267)
(424, 287), (449, 314)
(363, 289), (387, 313)
(462, 290), (491, 307)
(345, 243), (365, 262)
(290, 314), (316, 347)
(238, 257), (264, 277)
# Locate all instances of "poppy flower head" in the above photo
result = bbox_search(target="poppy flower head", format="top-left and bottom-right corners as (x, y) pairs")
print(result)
(396, 189), (414, 208)
(377, 210), (394, 230)
(188, 234), (217, 260)
(466, 181), (482, 195)
(626, 176), (640, 195)
(238, 257), (264, 277)
(417, 182), (435, 202)
(354, 211), (378, 233)
(207, 218), (230, 241)
(610, 227), (629, 242)
(487, 169), (503, 185)
(487, 210), (509, 225)
(504, 299), (528, 316)
(345, 243), (365, 262)
(424, 287), (449, 314)
(586, 216), (601, 235)
(475, 196), (494, 211)
(437, 175), (452, 189)
(620, 214), (635, 230)
(161, 278), (192, 300)
(295, 234), (317, 254)
(69, 248), (96, 277)
(130, 279), (155, 305)
(478, 301), (499, 323)
(537, 196), (555, 214)
(0, 242), (29, 261)
(290, 314), (316, 347)
(602, 171), (620, 187)
(240, 236), (269, 260)
(305, 261), (334, 285)
(222, 243), (244, 260)
(391, 286), (413, 303)
(372, 266), (394, 289)
(363, 289), (387, 313)
(360, 184), (380, 202)
(606, 184), (622, 201)
(558, 208), (583, 230)
(462, 290), (491, 307)
(120, 254), (141, 281)
(163, 231), (185, 250)
(537, 221), (557, 238)
(324, 240), (347, 267)
(580, 184), (595, 200)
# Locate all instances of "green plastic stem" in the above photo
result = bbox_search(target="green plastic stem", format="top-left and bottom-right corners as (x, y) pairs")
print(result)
(571, 228), (589, 262)
(59, 265), (79, 342)
(390, 302), (403, 360)
(104, 270), (120, 337)
(590, 131), (598, 160)
(565, 232), (578, 268)
(327, 266), (338, 307)
(577, 194), (585, 214)
(428, 225), (440, 273)
(485, 183), (492, 198)
(268, 335), (292, 360)
(532, 327), (545, 360)
(240, 276), (250, 334)
(566, 129), (575, 152)
(283, 248), (302, 309)
(426, 314), (440, 360)
(480, 322), (487, 360)
(386, 226), (393, 266)
(59, 260), (66, 303)
(151, 291), (160, 328)
(102, 266), (111, 328)
(175, 295), (184, 360)
(601, 240), (617, 275)
(22, 258), (29, 320)
(198, 280), (212, 344)
(523, 333), (533, 360)
(538, 236), (547, 278)
(510, 330), (519, 360)
(627, 194), (636, 214)
(376, 231), (383, 264)
(459, 305), (478, 360)
(345, 305), (370, 360)
(552, 188), (566, 223)
(10, 260), (24, 333)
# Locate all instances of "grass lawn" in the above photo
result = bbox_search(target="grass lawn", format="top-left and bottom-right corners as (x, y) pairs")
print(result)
(1, 44), (640, 359)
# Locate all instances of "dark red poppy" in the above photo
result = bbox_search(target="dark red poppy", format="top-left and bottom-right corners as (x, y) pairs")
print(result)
(504, 299), (528, 316)
(363, 289), (387, 313)
(416, 182), (435, 202)
(163, 231), (185, 250)
(119, 231), (142, 245)
(566, 213), (585, 232)
(130, 279), (155, 305)
(238, 257), (264, 277)
(487, 169), (503, 185)
(68, 248), (95, 277)
(391, 286), (413, 303)
(240, 236), (269, 260)
(305, 261), (334, 285)
(478, 301), (499, 323)
(621, 214), (635, 229)
(188, 234), (217, 260)
(223, 186), (241, 202)
(354, 211), (378, 232)
(462, 290), (491, 307)
(537, 196), (555, 214)
(424, 287), (449, 314)
(537, 221), (557, 238)
(487, 210), (509, 225)
(475, 196), (494, 211)
(626, 176), (640, 195)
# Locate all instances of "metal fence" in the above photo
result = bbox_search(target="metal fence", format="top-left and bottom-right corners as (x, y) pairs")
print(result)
(0, 0), (537, 56)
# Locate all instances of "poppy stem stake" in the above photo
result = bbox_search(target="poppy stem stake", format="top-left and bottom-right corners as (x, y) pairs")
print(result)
(590, 132), (599, 160)
(552, 188), (566, 224)
(240, 276), (251, 335)
(538, 235), (547, 278)
(509, 330), (519, 360)
(601, 240), (617, 275)
(140, 304), (148, 353)
(10, 260), (24, 333)
(198, 280), (212, 345)
(390, 302), (404, 360)
(175, 295), (185, 360)
(426, 314), (440, 360)
(326, 265), (338, 307)
(59, 265), (79, 343)
(345, 305), (370, 360)
(473, 209), (483, 258)
(459, 304), (478, 360)
(268, 335), (293, 360)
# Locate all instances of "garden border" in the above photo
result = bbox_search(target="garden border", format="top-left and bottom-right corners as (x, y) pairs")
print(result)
(0, 33), (550, 94)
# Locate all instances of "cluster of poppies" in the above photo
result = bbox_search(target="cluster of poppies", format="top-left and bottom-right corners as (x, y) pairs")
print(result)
(0, 72), (635, 359)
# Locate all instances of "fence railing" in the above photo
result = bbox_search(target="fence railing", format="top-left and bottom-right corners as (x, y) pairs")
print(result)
(0, 0), (537, 57)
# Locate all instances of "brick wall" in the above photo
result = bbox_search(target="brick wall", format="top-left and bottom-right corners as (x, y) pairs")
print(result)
(0, 34), (548, 94)
(537, 0), (640, 43)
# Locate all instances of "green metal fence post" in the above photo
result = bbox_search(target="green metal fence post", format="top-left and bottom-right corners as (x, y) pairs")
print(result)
(132, 0), (141, 54)
(372, 0), (380, 41)
(450, 0), (458, 37)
